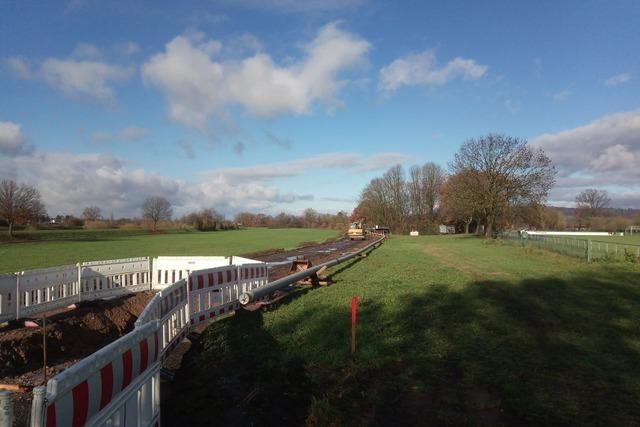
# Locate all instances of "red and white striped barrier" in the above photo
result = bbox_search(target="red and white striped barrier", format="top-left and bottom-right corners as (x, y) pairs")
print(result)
(26, 256), (269, 427)
(32, 321), (161, 427)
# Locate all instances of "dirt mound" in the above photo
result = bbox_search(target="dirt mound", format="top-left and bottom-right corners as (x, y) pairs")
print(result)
(0, 291), (153, 378)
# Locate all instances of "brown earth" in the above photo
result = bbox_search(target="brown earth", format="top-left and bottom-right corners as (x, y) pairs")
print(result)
(0, 291), (153, 426)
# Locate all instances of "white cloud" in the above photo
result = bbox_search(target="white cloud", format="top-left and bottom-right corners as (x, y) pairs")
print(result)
(5, 57), (32, 78)
(142, 22), (371, 129)
(91, 126), (150, 142)
(6, 52), (133, 102)
(0, 121), (31, 156)
(379, 50), (487, 92)
(264, 131), (292, 150)
(0, 146), (407, 216)
(532, 110), (640, 207)
(604, 72), (631, 86)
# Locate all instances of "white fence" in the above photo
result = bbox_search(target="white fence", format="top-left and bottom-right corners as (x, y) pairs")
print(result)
(0, 258), (153, 324)
(7, 255), (270, 427)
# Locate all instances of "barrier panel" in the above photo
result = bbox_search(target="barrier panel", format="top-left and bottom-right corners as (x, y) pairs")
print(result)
(31, 321), (161, 427)
(238, 263), (268, 294)
(152, 256), (230, 289)
(20, 256), (268, 427)
(188, 265), (239, 326)
(0, 274), (16, 323)
(80, 258), (151, 300)
(17, 265), (80, 319)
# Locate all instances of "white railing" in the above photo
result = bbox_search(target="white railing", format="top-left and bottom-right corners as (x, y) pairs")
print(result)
(0, 257), (152, 324)
(18, 255), (269, 427)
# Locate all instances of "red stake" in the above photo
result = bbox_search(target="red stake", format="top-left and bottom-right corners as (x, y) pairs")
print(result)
(351, 297), (358, 354)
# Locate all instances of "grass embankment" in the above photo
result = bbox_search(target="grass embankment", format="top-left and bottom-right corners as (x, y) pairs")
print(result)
(165, 235), (640, 425)
(0, 228), (339, 273)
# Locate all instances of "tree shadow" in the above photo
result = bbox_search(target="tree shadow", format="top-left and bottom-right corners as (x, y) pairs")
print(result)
(163, 268), (640, 426)
(163, 310), (312, 426)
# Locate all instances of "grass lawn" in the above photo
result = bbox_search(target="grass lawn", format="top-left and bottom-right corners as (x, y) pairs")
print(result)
(0, 228), (339, 273)
(166, 235), (640, 425)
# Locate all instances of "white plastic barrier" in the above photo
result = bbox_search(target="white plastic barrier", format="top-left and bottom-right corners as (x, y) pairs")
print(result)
(17, 265), (80, 319)
(0, 274), (16, 323)
(24, 256), (268, 427)
(30, 321), (161, 427)
(151, 256), (263, 289)
(152, 256), (230, 289)
(188, 265), (240, 326)
(238, 263), (268, 294)
(0, 257), (152, 323)
(80, 258), (151, 300)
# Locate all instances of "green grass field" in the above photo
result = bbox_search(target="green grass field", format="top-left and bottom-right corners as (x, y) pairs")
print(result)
(0, 228), (339, 273)
(166, 235), (640, 425)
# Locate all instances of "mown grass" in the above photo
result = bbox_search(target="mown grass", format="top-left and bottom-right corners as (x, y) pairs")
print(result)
(166, 235), (640, 425)
(0, 228), (339, 273)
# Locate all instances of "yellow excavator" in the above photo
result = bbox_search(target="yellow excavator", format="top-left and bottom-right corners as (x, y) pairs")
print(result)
(348, 219), (366, 240)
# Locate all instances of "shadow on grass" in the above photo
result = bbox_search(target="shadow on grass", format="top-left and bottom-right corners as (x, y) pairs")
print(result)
(163, 269), (640, 426)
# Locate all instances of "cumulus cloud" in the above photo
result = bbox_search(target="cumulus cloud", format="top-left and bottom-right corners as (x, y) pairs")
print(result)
(604, 72), (631, 86)
(91, 126), (150, 143)
(142, 22), (371, 129)
(379, 50), (487, 92)
(1, 142), (406, 216)
(6, 50), (133, 102)
(532, 110), (640, 207)
(0, 121), (31, 156)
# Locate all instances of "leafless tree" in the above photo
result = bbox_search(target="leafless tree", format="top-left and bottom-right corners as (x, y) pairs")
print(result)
(142, 196), (173, 231)
(408, 163), (445, 222)
(450, 134), (556, 237)
(82, 206), (102, 221)
(439, 171), (482, 234)
(0, 180), (45, 239)
(575, 188), (610, 219)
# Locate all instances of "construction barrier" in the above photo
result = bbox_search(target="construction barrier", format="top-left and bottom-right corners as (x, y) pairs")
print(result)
(0, 258), (152, 324)
(23, 256), (268, 427)
(30, 321), (161, 427)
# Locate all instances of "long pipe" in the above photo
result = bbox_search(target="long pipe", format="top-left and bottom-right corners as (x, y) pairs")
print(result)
(239, 236), (385, 306)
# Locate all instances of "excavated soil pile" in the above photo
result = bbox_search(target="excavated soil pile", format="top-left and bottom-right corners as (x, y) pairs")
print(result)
(0, 291), (153, 425)
(0, 291), (153, 378)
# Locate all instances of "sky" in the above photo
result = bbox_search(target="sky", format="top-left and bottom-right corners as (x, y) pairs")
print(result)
(1, 0), (639, 218)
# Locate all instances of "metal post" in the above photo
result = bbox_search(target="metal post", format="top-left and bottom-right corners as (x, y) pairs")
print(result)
(30, 386), (46, 427)
(0, 391), (13, 427)
(77, 263), (82, 303)
(15, 273), (20, 321)
(42, 316), (47, 384)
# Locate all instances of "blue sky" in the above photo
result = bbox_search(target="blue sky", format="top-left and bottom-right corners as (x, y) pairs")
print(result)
(1, 0), (639, 217)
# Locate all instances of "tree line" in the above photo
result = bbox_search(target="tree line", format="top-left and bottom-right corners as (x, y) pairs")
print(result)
(355, 134), (558, 236)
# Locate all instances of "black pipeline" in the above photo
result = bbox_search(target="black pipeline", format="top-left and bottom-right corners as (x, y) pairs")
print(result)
(238, 236), (385, 306)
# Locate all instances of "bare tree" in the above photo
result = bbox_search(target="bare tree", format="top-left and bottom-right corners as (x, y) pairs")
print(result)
(575, 189), (610, 219)
(0, 180), (45, 239)
(422, 163), (445, 219)
(439, 171), (482, 234)
(450, 134), (556, 237)
(142, 197), (173, 231)
(82, 206), (102, 221)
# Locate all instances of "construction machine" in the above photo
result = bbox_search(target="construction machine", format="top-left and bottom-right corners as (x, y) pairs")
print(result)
(348, 219), (366, 240)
